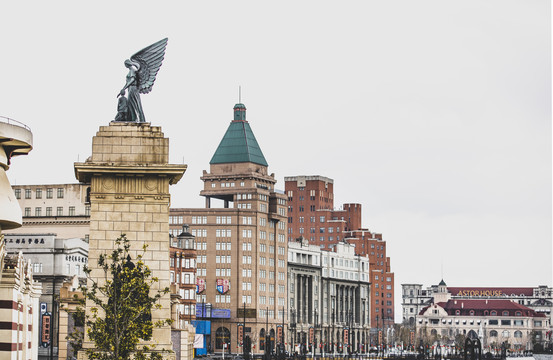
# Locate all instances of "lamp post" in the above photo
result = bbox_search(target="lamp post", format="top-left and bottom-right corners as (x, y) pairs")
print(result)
(243, 302), (246, 358)
(314, 308), (318, 359)
(332, 311), (336, 357)
(291, 308), (297, 355)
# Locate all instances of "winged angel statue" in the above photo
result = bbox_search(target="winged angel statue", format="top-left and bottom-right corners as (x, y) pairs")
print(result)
(115, 38), (168, 123)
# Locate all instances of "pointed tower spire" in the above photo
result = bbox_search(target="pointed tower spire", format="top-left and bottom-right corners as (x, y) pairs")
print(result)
(210, 103), (268, 166)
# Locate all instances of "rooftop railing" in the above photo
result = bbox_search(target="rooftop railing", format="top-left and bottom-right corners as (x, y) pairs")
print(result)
(0, 116), (31, 131)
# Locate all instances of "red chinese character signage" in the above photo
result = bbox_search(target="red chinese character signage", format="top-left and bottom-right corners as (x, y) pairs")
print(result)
(238, 324), (244, 345)
(41, 313), (51, 346)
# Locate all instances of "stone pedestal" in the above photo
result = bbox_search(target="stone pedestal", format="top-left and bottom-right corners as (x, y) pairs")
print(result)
(74, 122), (187, 359)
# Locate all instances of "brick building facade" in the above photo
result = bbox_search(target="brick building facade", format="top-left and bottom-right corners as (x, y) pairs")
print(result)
(285, 176), (394, 330)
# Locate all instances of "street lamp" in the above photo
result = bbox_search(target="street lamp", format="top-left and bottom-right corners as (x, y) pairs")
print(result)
(314, 308), (319, 356)
(291, 308), (296, 354)
(332, 311), (336, 357)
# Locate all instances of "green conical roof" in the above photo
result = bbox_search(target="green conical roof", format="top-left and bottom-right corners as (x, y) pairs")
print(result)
(210, 104), (268, 166)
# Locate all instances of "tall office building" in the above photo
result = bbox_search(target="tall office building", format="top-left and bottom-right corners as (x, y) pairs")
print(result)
(285, 176), (394, 332)
(170, 103), (288, 355)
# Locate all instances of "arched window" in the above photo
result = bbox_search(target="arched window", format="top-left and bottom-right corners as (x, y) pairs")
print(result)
(455, 310), (461, 315)
(216, 327), (231, 350)
(259, 328), (265, 351)
(502, 311), (509, 316)
(502, 331), (509, 338)
(269, 329), (275, 353)
(431, 329), (437, 336)
(515, 311), (522, 316)
(514, 331), (522, 338)
(469, 310), (475, 316)
(484, 310), (489, 316)
(491, 311), (497, 316)
(490, 330), (498, 337)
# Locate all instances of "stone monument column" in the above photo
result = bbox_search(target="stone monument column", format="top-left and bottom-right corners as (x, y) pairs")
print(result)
(75, 121), (187, 358)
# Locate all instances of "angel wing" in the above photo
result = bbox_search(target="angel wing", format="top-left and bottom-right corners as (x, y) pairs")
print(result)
(130, 38), (168, 94)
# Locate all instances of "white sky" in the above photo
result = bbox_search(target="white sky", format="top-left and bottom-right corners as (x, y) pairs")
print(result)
(1, 1), (551, 321)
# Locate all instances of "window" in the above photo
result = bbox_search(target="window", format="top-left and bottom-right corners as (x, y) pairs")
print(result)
(57, 188), (64, 198)
(490, 330), (498, 337)
(25, 189), (31, 199)
(489, 320), (498, 325)
(216, 229), (231, 237)
(502, 331), (509, 338)
(514, 320), (523, 326)
(24, 207), (31, 217)
(501, 320), (511, 326)
(57, 207), (63, 216)
(216, 216), (232, 224)
(534, 320), (542, 327)
(46, 207), (52, 216)
(46, 188), (53, 199)
(35, 207), (41, 217)
(69, 206), (75, 216)
(502, 311), (509, 316)
(85, 206), (90, 216)
(14, 189), (21, 199)
(35, 189), (42, 199)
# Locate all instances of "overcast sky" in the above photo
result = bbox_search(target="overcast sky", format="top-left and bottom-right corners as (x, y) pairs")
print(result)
(1, 1), (550, 321)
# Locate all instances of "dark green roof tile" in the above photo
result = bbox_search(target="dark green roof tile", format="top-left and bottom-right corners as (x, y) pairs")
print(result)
(210, 119), (268, 166)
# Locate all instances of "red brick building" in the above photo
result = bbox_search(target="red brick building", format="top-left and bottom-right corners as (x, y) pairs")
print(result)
(285, 176), (395, 329)
(169, 225), (197, 328)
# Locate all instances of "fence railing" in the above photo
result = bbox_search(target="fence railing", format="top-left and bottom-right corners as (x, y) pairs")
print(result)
(0, 116), (31, 131)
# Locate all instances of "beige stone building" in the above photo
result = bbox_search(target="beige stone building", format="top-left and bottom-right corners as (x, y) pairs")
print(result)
(170, 103), (287, 356)
(6, 183), (90, 240)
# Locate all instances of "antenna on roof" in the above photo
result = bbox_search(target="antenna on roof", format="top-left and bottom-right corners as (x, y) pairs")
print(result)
(239, 86), (242, 103)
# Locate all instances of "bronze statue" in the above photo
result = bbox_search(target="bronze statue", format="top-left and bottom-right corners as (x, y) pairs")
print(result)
(115, 38), (168, 123)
